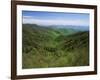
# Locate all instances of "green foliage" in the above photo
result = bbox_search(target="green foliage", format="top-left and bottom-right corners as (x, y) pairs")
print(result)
(22, 24), (89, 69)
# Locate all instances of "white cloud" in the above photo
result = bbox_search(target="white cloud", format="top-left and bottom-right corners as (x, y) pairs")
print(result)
(23, 16), (33, 19)
(22, 16), (89, 26)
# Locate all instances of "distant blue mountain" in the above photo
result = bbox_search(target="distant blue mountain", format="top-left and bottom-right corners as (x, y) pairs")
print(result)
(42, 25), (89, 31)
(23, 24), (89, 31)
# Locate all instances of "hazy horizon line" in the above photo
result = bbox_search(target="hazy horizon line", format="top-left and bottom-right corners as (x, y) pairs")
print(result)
(23, 23), (89, 27)
(23, 23), (89, 31)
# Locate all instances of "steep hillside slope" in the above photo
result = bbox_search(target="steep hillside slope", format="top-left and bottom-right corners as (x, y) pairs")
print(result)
(22, 24), (89, 68)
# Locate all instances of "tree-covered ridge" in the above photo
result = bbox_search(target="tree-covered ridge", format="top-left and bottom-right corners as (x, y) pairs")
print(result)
(22, 24), (89, 68)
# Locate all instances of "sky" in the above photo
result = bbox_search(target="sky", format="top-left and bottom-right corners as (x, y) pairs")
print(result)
(22, 11), (89, 27)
